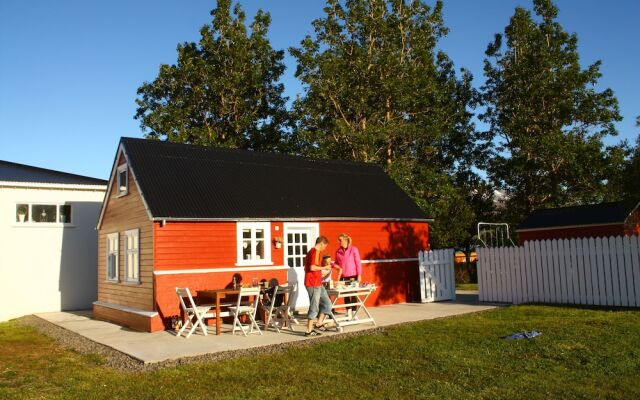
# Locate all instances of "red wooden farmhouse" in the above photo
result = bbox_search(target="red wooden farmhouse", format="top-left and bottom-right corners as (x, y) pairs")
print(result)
(517, 201), (640, 243)
(94, 138), (431, 332)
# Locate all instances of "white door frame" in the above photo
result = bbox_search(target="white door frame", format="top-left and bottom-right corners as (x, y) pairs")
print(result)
(283, 222), (319, 310)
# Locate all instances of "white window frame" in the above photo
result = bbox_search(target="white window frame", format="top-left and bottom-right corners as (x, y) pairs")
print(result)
(106, 232), (119, 282)
(236, 222), (272, 266)
(117, 164), (128, 197)
(124, 229), (140, 283)
(14, 202), (73, 226)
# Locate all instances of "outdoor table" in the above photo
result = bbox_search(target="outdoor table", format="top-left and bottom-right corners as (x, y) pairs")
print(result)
(197, 288), (240, 335)
(326, 284), (377, 332)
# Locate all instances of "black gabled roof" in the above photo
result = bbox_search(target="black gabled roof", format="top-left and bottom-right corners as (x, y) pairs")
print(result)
(0, 160), (107, 186)
(517, 201), (638, 231)
(120, 137), (429, 221)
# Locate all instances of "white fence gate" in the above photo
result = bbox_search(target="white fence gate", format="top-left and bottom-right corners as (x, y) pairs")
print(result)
(418, 249), (456, 302)
(477, 236), (640, 307)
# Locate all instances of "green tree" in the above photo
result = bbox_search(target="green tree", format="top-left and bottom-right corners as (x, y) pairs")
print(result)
(620, 117), (640, 200)
(291, 0), (489, 248)
(135, 0), (289, 151)
(481, 0), (622, 224)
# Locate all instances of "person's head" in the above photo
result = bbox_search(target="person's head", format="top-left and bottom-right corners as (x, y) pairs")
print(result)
(337, 233), (352, 249)
(315, 235), (329, 250)
(322, 255), (332, 266)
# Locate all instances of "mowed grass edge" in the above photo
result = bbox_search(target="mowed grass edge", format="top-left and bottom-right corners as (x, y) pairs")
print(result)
(1, 305), (639, 400)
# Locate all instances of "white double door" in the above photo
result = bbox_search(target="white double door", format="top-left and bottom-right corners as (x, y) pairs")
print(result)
(283, 223), (319, 310)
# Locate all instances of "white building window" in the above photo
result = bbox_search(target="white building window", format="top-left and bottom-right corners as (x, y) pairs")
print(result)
(106, 233), (119, 282)
(236, 222), (271, 265)
(117, 164), (128, 196)
(124, 229), (140, 283)
(15, 203), (72, 224)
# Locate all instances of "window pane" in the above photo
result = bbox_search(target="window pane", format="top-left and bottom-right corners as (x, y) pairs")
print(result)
(107, 254), (116, 279)
(255, 229), (264, 239)
(301, 233), (308, 243)
(287, 233), (293, 242)
(243, 240), (252, 260)
(32, 204), (56, 223)
(287, 258), (294, 268)
(133, 253), (138, 278)
(242, 229), (251, 239)
(16, 204), (29, 223)
(58, 205), (71, 223)
(118, 170), (127, 193)
(256, 240), (264, 260)
(294, 233), (300, 243)
(302, 245), (308, 254)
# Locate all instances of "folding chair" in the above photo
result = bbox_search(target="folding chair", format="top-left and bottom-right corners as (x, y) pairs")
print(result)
(228, 287), (263, 336)
(176, 287), (213, 338)
(263, 284), (298, 332)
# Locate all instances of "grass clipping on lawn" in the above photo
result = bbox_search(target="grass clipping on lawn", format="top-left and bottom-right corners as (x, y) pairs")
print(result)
(1, 305), (639, 399)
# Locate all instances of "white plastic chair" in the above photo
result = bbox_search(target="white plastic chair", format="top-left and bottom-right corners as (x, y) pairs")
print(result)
(262, 285), (297, 332)
(176, 287), (213, 338)
(229, 287), (263, 336)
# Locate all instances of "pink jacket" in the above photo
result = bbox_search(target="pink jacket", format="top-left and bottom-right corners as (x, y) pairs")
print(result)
(335, 245), (362, 278)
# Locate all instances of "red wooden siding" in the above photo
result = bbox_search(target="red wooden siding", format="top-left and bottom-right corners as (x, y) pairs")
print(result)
(625, 208), (640, 236)
(150, 220), (429, 331)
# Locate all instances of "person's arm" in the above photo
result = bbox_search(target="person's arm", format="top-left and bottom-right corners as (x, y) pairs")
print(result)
(354, 247), (362, 281)
(332, 263), (342, 280)
(308, 249), (330, 271)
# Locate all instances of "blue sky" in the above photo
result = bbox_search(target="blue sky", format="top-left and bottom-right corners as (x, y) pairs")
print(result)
(1, 0), (638, 180)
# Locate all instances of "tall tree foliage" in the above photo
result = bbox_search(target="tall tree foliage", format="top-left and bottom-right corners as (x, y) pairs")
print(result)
(291, 0), (488, 248)
(481, 0), (622, 224)
(135, 0), (288, 151)
(619, 117), (640, 201)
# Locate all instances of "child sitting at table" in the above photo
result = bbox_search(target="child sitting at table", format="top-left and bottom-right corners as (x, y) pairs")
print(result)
(321, 255), (341, 287)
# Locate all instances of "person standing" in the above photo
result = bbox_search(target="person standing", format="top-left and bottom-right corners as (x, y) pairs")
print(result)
(304, 236), (332, 336)
(334, 233), (362, 318)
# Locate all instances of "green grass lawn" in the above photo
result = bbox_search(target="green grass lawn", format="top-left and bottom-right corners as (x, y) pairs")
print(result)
(1, 305), (639, 400)
(456, 283), (479, 291)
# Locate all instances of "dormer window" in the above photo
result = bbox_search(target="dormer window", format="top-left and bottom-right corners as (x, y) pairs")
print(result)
(117, 164), (128, 196)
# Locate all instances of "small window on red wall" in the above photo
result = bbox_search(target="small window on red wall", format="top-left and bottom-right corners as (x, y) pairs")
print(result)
(236, 222), (272, 266)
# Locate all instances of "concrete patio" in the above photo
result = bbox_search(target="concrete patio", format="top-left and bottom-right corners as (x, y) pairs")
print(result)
(35, 292), (499, 364)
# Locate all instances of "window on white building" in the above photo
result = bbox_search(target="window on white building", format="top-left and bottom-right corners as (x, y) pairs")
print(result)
(117, 164), (128, 196)
(106, 233), (119, 281)
(15, 203), (72, 224)
(236, 222), (271, 265)
(124, 229), (140, 283)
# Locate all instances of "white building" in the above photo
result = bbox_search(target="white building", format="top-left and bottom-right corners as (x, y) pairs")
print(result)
(0, 160), (107, 321)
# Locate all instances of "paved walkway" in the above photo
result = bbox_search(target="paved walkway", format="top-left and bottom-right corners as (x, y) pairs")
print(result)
(35, 292), (498, 364)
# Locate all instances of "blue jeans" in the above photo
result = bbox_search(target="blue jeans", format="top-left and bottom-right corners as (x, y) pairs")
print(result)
(306, 285), (331, 319)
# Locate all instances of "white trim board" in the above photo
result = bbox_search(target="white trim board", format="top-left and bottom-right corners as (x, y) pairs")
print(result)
(0, 181), (106, 191)
(153, 258), (417, 275)
(362, 257), (418, 264)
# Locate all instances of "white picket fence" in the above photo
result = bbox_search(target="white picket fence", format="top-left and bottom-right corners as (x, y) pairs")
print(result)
(418, 249), (456, 302)
(477, 236), (640, 307)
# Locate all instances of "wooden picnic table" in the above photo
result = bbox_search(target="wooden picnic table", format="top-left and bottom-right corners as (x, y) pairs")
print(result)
(197, 288), (240, 335)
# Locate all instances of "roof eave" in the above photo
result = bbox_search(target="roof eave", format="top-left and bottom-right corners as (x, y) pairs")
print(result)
(152, 216), (433, 223)
(516, 222), (623, 232)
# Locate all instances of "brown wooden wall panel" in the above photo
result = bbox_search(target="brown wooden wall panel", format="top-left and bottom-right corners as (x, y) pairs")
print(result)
(97, 161), (154, 312)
